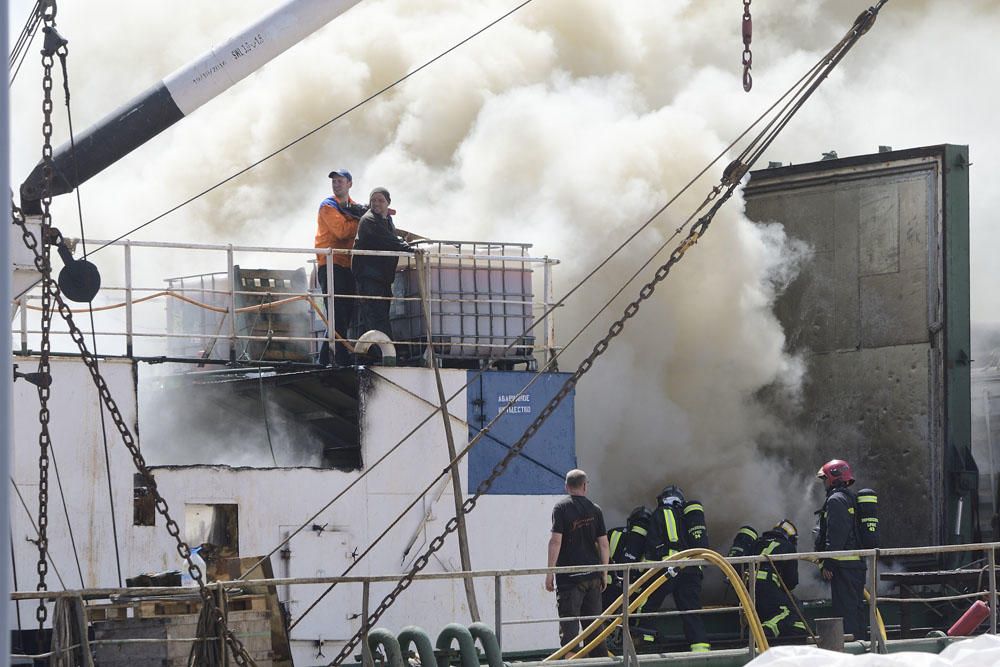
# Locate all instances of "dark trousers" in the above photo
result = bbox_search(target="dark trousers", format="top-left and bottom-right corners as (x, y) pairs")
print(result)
(355, 277), (393, 341)
(644, 568), (708, 649)
(556, 577), (608, 655)
(317, 265), (355, 366)
(756, 584), (807, 639)
(831, 567), (868, 640)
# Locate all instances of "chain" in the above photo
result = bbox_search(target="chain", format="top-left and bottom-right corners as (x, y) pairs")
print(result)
(742, 0), (753, 92)
(18, 7), (253, 661)
(328, 180), (740, 666)
(32, 1), (58, 629)
(11, 209), (258, 665)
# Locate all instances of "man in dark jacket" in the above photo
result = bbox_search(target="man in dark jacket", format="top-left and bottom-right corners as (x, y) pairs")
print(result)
(815, 458), (868, 640)
(351, 187), (414, 343)
(753, 520), (808, 640)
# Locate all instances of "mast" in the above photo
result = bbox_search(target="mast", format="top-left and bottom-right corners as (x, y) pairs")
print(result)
(2, 0), (15, 658)
(20, 0), (363, 208)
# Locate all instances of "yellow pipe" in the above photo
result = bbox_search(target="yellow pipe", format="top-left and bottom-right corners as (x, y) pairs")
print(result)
(863, 588), (888, 644)
(544, 549), (769, 661)
(544, 566), (661, 662)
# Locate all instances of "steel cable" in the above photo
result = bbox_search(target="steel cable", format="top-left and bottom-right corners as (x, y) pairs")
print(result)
(89, 0), (538, 255)
(239, 19), (847, 588)
(319, 4), (890, 661)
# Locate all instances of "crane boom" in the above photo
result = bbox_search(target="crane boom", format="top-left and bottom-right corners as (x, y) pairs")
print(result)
(20, 0), (363, 209)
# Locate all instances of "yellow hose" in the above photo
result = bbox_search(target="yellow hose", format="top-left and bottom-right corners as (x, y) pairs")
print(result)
(863, 588), (888, 644)
(543, 549), (769, 661)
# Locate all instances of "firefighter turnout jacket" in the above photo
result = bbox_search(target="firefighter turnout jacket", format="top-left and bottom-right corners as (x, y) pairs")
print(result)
(753, 529), (807, 638)
(648, 500), (708, 560)
(814, 486), (865, 570)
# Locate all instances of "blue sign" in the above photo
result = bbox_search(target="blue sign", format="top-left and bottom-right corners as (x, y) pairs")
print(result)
(466, 371), (576, 495)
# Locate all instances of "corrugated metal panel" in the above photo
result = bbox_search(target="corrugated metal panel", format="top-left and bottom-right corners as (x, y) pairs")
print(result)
(744, 145), (970, 547)
(466, 371), (576, 495)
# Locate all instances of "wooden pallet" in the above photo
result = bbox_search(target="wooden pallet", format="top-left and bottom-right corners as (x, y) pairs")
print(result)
(86, 603), (130, 622)
(87, 594), (267, 621)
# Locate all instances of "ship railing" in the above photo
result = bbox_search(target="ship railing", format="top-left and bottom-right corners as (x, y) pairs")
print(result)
(9, 237), (562, 368)
(9, 541), (1000, 663)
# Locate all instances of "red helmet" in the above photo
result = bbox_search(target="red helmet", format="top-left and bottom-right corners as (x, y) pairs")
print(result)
(817, 459), (855, 488)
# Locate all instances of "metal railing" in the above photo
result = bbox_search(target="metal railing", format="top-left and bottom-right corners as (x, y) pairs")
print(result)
(10, 237), (561, 367)
(10, 541), (1000, 662)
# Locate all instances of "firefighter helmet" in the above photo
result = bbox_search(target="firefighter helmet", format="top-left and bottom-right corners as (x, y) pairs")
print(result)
(817, 459), (855, 488)
(628, 506), (652, 526)
(775, 519), (798, 543)
(658, 485), (685, 508)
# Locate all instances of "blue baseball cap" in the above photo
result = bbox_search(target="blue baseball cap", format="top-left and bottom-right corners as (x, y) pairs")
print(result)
(328, 169), (352, 181)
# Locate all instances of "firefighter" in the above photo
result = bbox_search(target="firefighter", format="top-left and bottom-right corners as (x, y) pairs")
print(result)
(603, 506), (652, 607)
(603, 507), (657, 646)
(645, 485), (711, 653)
(815, 458), (868, 640)
(726, 525), (759, 583)
(753, 520), (808, 640)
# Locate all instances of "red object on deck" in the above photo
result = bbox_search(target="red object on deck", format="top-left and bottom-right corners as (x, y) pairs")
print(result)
(947, 600), (990, 636)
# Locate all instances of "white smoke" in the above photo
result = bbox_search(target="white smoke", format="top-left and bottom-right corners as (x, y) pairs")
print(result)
(10, 0), (1000, 551)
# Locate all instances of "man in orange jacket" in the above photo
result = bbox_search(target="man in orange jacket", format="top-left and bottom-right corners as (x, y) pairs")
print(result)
(315, 169), (366, 365)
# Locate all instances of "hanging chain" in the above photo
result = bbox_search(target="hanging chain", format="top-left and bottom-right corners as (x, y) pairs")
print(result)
(32, 0), (59, 630)
(742, 0), (753, 92)
(11, 208), (258, 665)
(18, 4), (254, 662)
(327, 178), (741, 666)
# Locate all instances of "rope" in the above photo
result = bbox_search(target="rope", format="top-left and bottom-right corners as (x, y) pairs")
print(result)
(48, 596), (94, 667)
(187, 596), (226, 666)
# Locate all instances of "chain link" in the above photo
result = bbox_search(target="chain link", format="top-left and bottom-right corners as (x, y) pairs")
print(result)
(33, 4), (58, 628)
(742, 0), (753, 92)
(327, 184), (738, 666)
(11, 208), (258, 665)
(17, 7), (254, 661)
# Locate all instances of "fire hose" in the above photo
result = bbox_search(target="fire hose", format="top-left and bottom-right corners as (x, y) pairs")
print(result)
(544, 548), (770, 660)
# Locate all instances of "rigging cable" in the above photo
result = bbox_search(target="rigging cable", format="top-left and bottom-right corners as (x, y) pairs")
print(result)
(55, 28), (125, 588)
(42, 446), (85, 587)
(88, 0), (537, 256)
(13, 4), (255, 659)
(253, 295), (280, 467)
(320, 4), (891, 661)
(10, 477), (66, 589)
(9, 0), (43, 85)
(238, 5), (844, 588)
(10, 527), (24, 644)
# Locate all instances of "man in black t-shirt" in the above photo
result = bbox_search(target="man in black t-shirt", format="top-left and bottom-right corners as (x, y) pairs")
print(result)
(545, 469), (610, 655)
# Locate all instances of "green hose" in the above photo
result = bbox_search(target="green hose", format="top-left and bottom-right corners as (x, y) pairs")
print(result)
(469, 623), (504, 667)
(368, 628), (404, 667)
(399, 626), (438, 667)
(436, 623), (480, 667)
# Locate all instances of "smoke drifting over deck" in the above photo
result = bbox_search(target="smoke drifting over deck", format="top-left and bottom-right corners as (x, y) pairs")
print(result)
(11, 1), (1000, 543)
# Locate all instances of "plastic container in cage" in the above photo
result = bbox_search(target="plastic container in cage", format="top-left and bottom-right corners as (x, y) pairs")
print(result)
(166, 266), (311, 362)
(390, 241), (535, 366)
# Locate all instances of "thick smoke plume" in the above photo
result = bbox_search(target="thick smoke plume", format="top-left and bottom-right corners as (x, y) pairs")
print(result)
(10, 0), (1000, 554)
